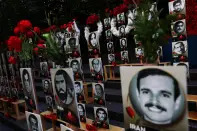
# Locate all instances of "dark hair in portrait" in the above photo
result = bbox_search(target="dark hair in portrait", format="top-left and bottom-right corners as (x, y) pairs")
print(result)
(71, 59), (79, 66)
(92, 58), (100, 66)
(95, 83), (104, 93)
(68, 38), (77, 48)
(28, 114), (38, 125)
(136, 68), (180, 100)
(174, 21), (185, 33)
(78, 104), (85, 112)
(96, 108), (107, 121)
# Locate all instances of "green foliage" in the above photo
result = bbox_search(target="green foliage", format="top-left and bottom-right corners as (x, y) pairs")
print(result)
(18, 39), (33, 62)
(133, 0), (171, 62)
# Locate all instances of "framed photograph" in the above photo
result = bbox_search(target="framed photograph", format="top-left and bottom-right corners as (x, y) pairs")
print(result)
(20, 68), (38, 111)
(87, 31), (100, 52)
(55, 31), (66, 47)
(25, 111), (43, 131)
(92, 83), (105, 106)
(51, 68), (80, 127)
(120, 38), (127, 49)
(104, 18), (111, 28)
(69, 58), (83, 80)
(120, 66), (188, 130)
(119, 25), (126, 37)
(105, 29), (112, 40)
(135, 47), (144, 57)
(94, 107), (109, 129)
(107, 42), (114, 53)
(117, 12), (125, 24)
(40, 62), (49, 77)
(42, 79), (52, 95)
(108, 54), (115, 64)
(60, 124), (74, 131)
(45, 95), (54, 109)
(78, 103), (87, 122)
(74, 81), (85, 103)
(121, 50), (129, 62)
(89, 58), (103, 77)
(168, 0), (186, 15)
(157, 46), (163, 57)
(171, 19), (186, 38)
(173, 62), (189, 78)
(65, 37), (80, 55)
(172, 41), (188, 58)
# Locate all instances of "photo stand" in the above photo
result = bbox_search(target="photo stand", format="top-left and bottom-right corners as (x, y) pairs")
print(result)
(41, 111), (123, 131)
(187, 95), (197, 121)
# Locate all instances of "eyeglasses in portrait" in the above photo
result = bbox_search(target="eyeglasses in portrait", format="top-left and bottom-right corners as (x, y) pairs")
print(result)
(74, 81), (85, 103)
(51, 68), (81, 127)
(108, 54), (115, 64)
(20, 68), (38, 111)
(107, 42), (114, 53)
(117, 12), (125, 24)
(168, 0), (185, 15)
(93, 107), (109, 129)
(120, 66), (188, 131)
(69, 58), (83, 80)
(172, 41), (188, 58)
(60, 124), (74, 131)
(40, 62), (49, 77)
(93, 83), (106, 106)
(135, 47), (144, 57)
(78, 103), (87, 122)
(26, 111), (43, 131)
(120, 38), (127, 49)
(172, 19), (186, 37)
(104, 18), (111, 28)
(89, 58), (103, 77)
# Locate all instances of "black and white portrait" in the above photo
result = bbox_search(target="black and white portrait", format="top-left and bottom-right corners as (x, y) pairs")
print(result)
(107, 42), (114, 53)
(120, 66), (188, 130)
(55, 31), (66, 47)
(74, 81), (85, 103)
(89, 58), (103, 76)
(108, 54), (115, 64)
(172, 20), (186, 37)
(157, 46), (163, 57)
(26, 111), (43, 131)
(117, 12), (125, 24)
(135, 47), (144, 57)
(64, 37), (80, 54)
(45, 95), (53, 109)
(93, 83), (105, 105)
(78, 103), (86, 122)
(51, 68), (80, 127)
(169, 0), (185, 14)
(88, 32), (99, 49)
(94, 107), (109, 129)
(40, 62), (48, 77)
(120, 38), (127, 49)
(104, 18), (111, 28)
(121, 51), (129, 62)
(69, 58), (83, 78)
(60, 124), (74, 131)
(172, 41), (188, 57)
(119, 25), (125, 37)
(105, 29), (112, 40)
(173, 62), (189, 78)
(42, 79), (51, 94)
(20, 68), (37, 111)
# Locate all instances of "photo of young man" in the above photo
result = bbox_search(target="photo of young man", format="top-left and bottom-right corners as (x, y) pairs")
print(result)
(172, 41), (188, 58)
(42, 79), (52, 95)
(94, 107), (109, 129)
(89, 58), (103, 77)
(40, 62), (48, 77)
(93, 83), (105, 106)
(69, 58), (83, 80)
(74, 81), (85, 103)
(26, 111), (43, 131)
(120, 66), (188, 130)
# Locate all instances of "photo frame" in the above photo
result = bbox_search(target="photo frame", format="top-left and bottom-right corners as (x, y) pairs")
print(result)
(25, 111), (43, 131)
(105, 29), (112, 40)
(69, 58), (83, 80)
(78, 103), (87, 122)
(42, 79), (52, 95)
(40, 62), (49, 77)
(20, 68), (38, 111)
(89, 58), (103, 77)
(108, 54), (115, 64)
(51, 68), (81, 127)
(104, 18), (111, 28)
(64, 37), (80, 55)
(121, 50), (129, 62)
(120, 66), (188, 130)
(135, 47), (144, 58)
(92, 83), (105, 106)
(117, 12), (125, 24)
(93, 107), (109, 129)
(171, 19), (187, 38)
(74, 81), (85, 103)
(119, 25), (126, 37)
(172, 41), (188, 58)
(87, 31), (100, 52)
(45, 95), (54, 109)
(107, 42), (114, 53)
(120, 38), (127, 49)
(168, 0), (186, 15)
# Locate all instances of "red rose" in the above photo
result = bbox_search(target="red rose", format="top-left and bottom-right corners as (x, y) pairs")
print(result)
(7, 36), (22, 52)
(26, 31), (34, 38)
(8, 56), (16, 64)
(37, 43), (46, 48)
(17, 20), (32, 33)
(33, 47), (39, 54)
(14, 26), (20, 35)
(86, 14), (100, 25)
(33, 27), (41, 35)
(60, 24), (67, 29)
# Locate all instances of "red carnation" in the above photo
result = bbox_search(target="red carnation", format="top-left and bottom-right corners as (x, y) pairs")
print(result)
(50, 25), (57, 31)
(126, 107), (135, 118)
(17, 20), (32, 33)
(14, 26), (20, 35)
(8, 56), (16, 64)
(37, 43), (46, 48)
(26, 31), (34, 38)
(7, 36), (22, 52)
(33, 47), (39, 54)
(33, 27), (41, 35)
(86, 14), (100, 25)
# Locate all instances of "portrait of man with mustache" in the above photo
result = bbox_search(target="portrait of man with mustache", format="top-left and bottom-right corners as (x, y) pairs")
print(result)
(136, 68), (181, 125)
